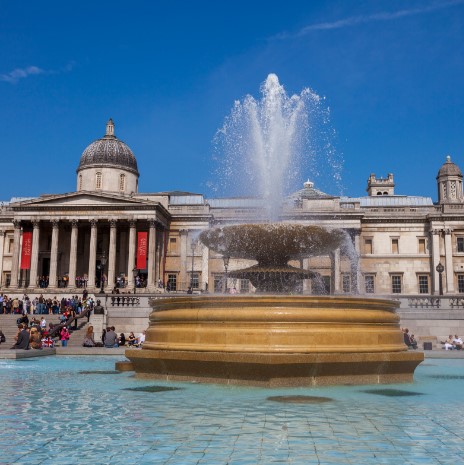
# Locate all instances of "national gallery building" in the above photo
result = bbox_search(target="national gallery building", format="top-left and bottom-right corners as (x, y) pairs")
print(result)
(1, 119), (463, 298)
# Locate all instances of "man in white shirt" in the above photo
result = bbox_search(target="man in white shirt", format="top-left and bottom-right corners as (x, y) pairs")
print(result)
(138, 330), (146, 346)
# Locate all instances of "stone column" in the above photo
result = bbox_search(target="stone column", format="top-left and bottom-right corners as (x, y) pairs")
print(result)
(179, 229), (189, 291)
(431, 229), (441, 294)
(0, 230), (5, 287)
(48, 220), (60, 288)
(107, 220), (117, 290)
(147, 220), (157, 290)
(157, 228), (166, 285)
(88, 220), (98, 289)
(350, 230), (361, 294)
(67, 220), (79, 290)
(29, 221), (41, 289)
(10, 220), (22, 288)
(331, 248), (341, 294)
(127, 221), (136, 289)
(201, 242), (209, 292)
(444, 228), (454, 293)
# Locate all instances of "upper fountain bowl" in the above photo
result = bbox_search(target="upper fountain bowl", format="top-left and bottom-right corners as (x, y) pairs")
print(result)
(199, 224), (346, 265)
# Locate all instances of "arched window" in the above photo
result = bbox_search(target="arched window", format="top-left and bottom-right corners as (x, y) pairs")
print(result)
(119, 174), (126, 192)
(78, 174), (82, 191)
(96, 172), (102, 190)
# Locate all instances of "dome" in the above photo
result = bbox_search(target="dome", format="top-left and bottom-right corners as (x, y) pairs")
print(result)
(437, 155), (462, 178)
(77, 119), (139, 176)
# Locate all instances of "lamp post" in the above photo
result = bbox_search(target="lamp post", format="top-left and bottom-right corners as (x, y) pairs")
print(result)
(223, 255), (230, 294)
(132, 267), (138, 294)
(436, 262), (444, 296)
(190, 240), (196, 291)
(100, 252), (107, 294)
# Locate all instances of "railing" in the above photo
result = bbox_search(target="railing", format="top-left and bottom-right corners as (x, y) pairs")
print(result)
(48, 307), (92, 338)
(109, 296), (140, 307)
(406, 296), (464, 309)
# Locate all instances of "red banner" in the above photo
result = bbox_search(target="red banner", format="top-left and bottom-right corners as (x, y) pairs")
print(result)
(136, 231), (148, 270)
(21, 231), (33, 270)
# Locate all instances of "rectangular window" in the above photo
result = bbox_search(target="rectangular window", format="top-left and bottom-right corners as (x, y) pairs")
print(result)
(364, 239), (373, 254)
(365, 275), (375, 294)
(189, 272), (199, 289)
(458, 274), (464, 293)
(418, 275), (429, 294)
(7, 237), (13, 254)
(418, 238), (426, 254)
(322, 276), (331, 294)
(457, 237), (464, 253)
(168, 237), (177, 253)
(342, 274), (351, 293)
(167, 273), (177, 291)
(214, 275), (224, 293)
(391, 239), (399, 254)
(240, 279), (250, 293)
(391, 275), (402, 294)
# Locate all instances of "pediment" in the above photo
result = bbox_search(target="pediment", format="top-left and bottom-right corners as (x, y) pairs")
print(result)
(10, 191), (154, 208)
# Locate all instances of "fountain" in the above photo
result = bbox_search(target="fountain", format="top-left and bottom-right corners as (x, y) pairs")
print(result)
(125, 74), (423, 386)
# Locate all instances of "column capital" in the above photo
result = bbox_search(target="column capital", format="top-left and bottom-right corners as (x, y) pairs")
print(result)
(110, 219), (118, 228)
(444, 228), (453, 235)
(90, 219), (98, 228)
(13, 220), (21, 229)
(71, 219), (79, 228)
(0, 230), (4, 237)
(129, 220), (137, 229)
(32, 220), (40, 229)
(179, 229), (189, 236)
(148, 219), (157, 228)
(51, 219), (60, 229)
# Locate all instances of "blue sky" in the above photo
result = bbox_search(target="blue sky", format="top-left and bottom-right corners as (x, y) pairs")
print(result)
(1, 0), (463, 201)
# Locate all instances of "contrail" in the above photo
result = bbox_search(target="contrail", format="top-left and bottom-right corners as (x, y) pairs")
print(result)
(276, 0), (464, 38)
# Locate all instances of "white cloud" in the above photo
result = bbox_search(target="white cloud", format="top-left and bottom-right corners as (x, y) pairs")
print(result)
(0, 65), (45, 83)
(0, 61), (75, 84)
(278, 0), (464, 38)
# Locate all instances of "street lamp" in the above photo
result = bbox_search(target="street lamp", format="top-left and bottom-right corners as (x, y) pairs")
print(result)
(223, 255), (230, 293)
(100, 252), (107, 294)
(436, 262), (444, 296)
(132, 267), (138, 294)
(190, 240), (196, 291)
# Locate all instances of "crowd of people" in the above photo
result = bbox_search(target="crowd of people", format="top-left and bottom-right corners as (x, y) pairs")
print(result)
(0, 292), (96, 350)
(0, 291), (93, 316)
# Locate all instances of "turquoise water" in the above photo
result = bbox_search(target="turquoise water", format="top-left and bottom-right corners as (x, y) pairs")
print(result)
(1, 356), (464, 465)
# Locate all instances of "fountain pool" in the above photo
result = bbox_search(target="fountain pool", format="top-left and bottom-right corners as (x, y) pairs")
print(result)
(1, 356), (464, 465)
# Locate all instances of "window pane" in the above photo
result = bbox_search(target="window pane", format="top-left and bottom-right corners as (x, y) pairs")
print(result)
(458, 275), (464, 293)
(418, 275), (429, 294)
(240, 279), (250, 293)
(391, 239), (399, 254)
(365, 275), (375, 294)
(391, 275), (402, 293)
(167, 274), (177, 291)
(342, 274), (351, 293)
(458, 238), (464, 253)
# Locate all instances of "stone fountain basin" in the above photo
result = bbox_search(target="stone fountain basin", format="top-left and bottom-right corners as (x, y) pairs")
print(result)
(125, 296), (424, 386)
(199, 224), (346, 263)
(143, 295), (406, 353)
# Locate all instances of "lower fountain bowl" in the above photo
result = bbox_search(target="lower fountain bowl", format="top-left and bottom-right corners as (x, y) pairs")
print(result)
(125, 295), (424, 387)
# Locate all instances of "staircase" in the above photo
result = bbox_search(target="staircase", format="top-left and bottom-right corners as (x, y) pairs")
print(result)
(0, 314), (62, 347)
(0, 312), (91, 348)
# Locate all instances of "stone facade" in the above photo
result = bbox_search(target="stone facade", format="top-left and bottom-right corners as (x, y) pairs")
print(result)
(1, 121), (464, 302)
